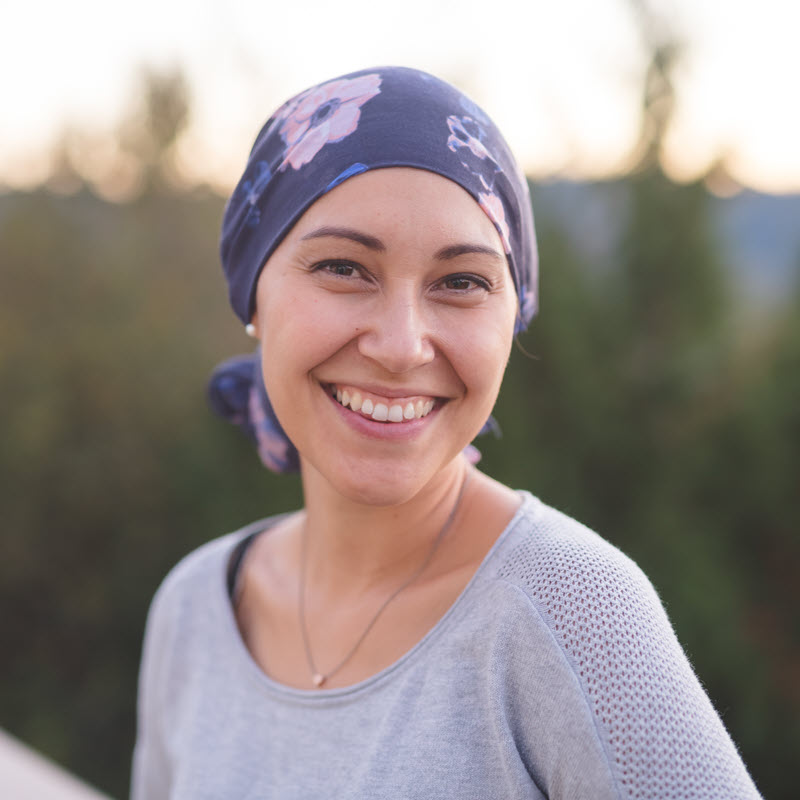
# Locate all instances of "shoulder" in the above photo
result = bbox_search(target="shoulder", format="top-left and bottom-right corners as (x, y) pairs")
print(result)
(483, 493), (761, 798)
(141, 516), (278, 655)
(133, 518), (278, 799)
(488, 494), (686, 701)
(492, 493), (662, 624)
(487, 493), (675, 713)
(492, 493), (661, 612)
(148, 531), (240, 624)
(136, 517), (280, 722)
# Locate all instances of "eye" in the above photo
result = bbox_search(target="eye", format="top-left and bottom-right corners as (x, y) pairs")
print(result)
(441, 273), (491, 292)
(313, 259), (361, 278)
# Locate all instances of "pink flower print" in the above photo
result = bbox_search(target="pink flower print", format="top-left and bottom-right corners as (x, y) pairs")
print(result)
(278, 73), (382, 171)
(447, 115), (492, 161)
(478, 191), (511, 254)
(517, 284), (536, 327)
(248, 384), (292, 472)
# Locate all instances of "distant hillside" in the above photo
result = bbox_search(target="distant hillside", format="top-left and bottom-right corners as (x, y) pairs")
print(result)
(711, 190), (800, 301)
(532, 180), (800, 305)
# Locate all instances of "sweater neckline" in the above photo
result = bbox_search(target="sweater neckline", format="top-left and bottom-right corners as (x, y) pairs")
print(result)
(216, 490), (540, 703)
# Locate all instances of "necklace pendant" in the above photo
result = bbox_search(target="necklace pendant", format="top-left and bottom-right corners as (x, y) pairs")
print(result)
(312, 673), (326, 688)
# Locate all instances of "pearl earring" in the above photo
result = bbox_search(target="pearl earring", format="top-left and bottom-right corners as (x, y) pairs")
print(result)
(245, 324), (257, 338)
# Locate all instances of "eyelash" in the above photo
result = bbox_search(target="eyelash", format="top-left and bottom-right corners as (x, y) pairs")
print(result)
(312, 259), (364, 279)
(441, 273), (491, 292)
(311, 261), (491, 293)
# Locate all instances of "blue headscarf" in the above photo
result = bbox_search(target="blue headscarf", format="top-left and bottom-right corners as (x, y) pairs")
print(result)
(209, 66), (538, 473)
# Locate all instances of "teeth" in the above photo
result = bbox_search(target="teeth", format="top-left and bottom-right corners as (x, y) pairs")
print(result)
(331, 386), (436, 422)
(388, 404), (404, 422)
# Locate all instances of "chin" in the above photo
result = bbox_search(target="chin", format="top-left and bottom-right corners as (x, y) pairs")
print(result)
(302, 450), (462, 508)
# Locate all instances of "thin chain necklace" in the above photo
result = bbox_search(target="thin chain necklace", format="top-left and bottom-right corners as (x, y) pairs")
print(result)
(298, 472), (470, 689)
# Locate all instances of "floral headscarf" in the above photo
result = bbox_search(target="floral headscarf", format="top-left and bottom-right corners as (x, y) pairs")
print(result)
(210, 66), (538, 473)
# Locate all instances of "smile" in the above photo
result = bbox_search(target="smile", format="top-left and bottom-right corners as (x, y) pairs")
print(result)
(328, 384), (437, 423)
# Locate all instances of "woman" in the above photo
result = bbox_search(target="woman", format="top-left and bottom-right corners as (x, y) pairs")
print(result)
(132, 67), (760, 799)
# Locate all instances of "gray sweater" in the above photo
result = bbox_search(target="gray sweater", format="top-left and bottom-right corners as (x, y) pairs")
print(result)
(132, 492), (761, 799)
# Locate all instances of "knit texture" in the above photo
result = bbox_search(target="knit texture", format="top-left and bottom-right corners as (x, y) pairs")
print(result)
(496, 510), (754, 799)
(132, 492), (761, 800)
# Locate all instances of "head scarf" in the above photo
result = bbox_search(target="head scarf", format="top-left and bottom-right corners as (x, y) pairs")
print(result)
(209, 66), (538, 473)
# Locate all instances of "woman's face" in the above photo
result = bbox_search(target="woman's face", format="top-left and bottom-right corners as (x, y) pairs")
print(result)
(252, 168), (518, 505)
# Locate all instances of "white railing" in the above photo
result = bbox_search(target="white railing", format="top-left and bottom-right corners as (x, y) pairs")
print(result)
(0, 728), (111, 799)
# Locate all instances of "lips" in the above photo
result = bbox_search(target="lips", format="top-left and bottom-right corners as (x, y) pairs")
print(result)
(327, 384), (437, 423)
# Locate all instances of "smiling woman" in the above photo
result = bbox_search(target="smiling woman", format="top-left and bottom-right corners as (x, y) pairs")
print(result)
(251, 168), (517, 507)
(131, 67), (761, 799)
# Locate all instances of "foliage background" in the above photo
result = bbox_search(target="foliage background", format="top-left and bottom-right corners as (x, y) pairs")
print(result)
(1, 44), (797, 800)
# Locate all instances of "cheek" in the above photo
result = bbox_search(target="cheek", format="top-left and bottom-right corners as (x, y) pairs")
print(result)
(260, 287), (361, 378)
(440, 312), (514, 397)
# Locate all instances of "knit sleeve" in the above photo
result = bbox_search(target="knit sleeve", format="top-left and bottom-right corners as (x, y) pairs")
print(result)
(496, 505), (762, 800)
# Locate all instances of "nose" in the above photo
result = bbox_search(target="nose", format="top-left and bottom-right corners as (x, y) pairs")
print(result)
(356, 291), (435, 374)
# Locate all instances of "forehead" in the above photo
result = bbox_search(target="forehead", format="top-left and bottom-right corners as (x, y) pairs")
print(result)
(285, 167), (504, 252)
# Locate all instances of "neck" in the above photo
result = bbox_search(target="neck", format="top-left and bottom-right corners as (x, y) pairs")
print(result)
(298, 457), (470, 594)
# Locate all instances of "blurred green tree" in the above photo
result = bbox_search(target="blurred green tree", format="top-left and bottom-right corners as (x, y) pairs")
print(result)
(118, 65), (191, 191)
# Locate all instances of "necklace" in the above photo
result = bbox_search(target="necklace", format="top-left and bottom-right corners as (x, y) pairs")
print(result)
(298, 472), (471, 689)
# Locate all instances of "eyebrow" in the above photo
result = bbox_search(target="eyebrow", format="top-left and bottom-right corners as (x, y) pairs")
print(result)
(434, 243), (504, 262)
(300, 226), (385, 251)
(300, 226), (504, 262)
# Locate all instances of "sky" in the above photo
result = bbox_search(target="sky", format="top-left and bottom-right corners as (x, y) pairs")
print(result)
(2, 0), (799, 194)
